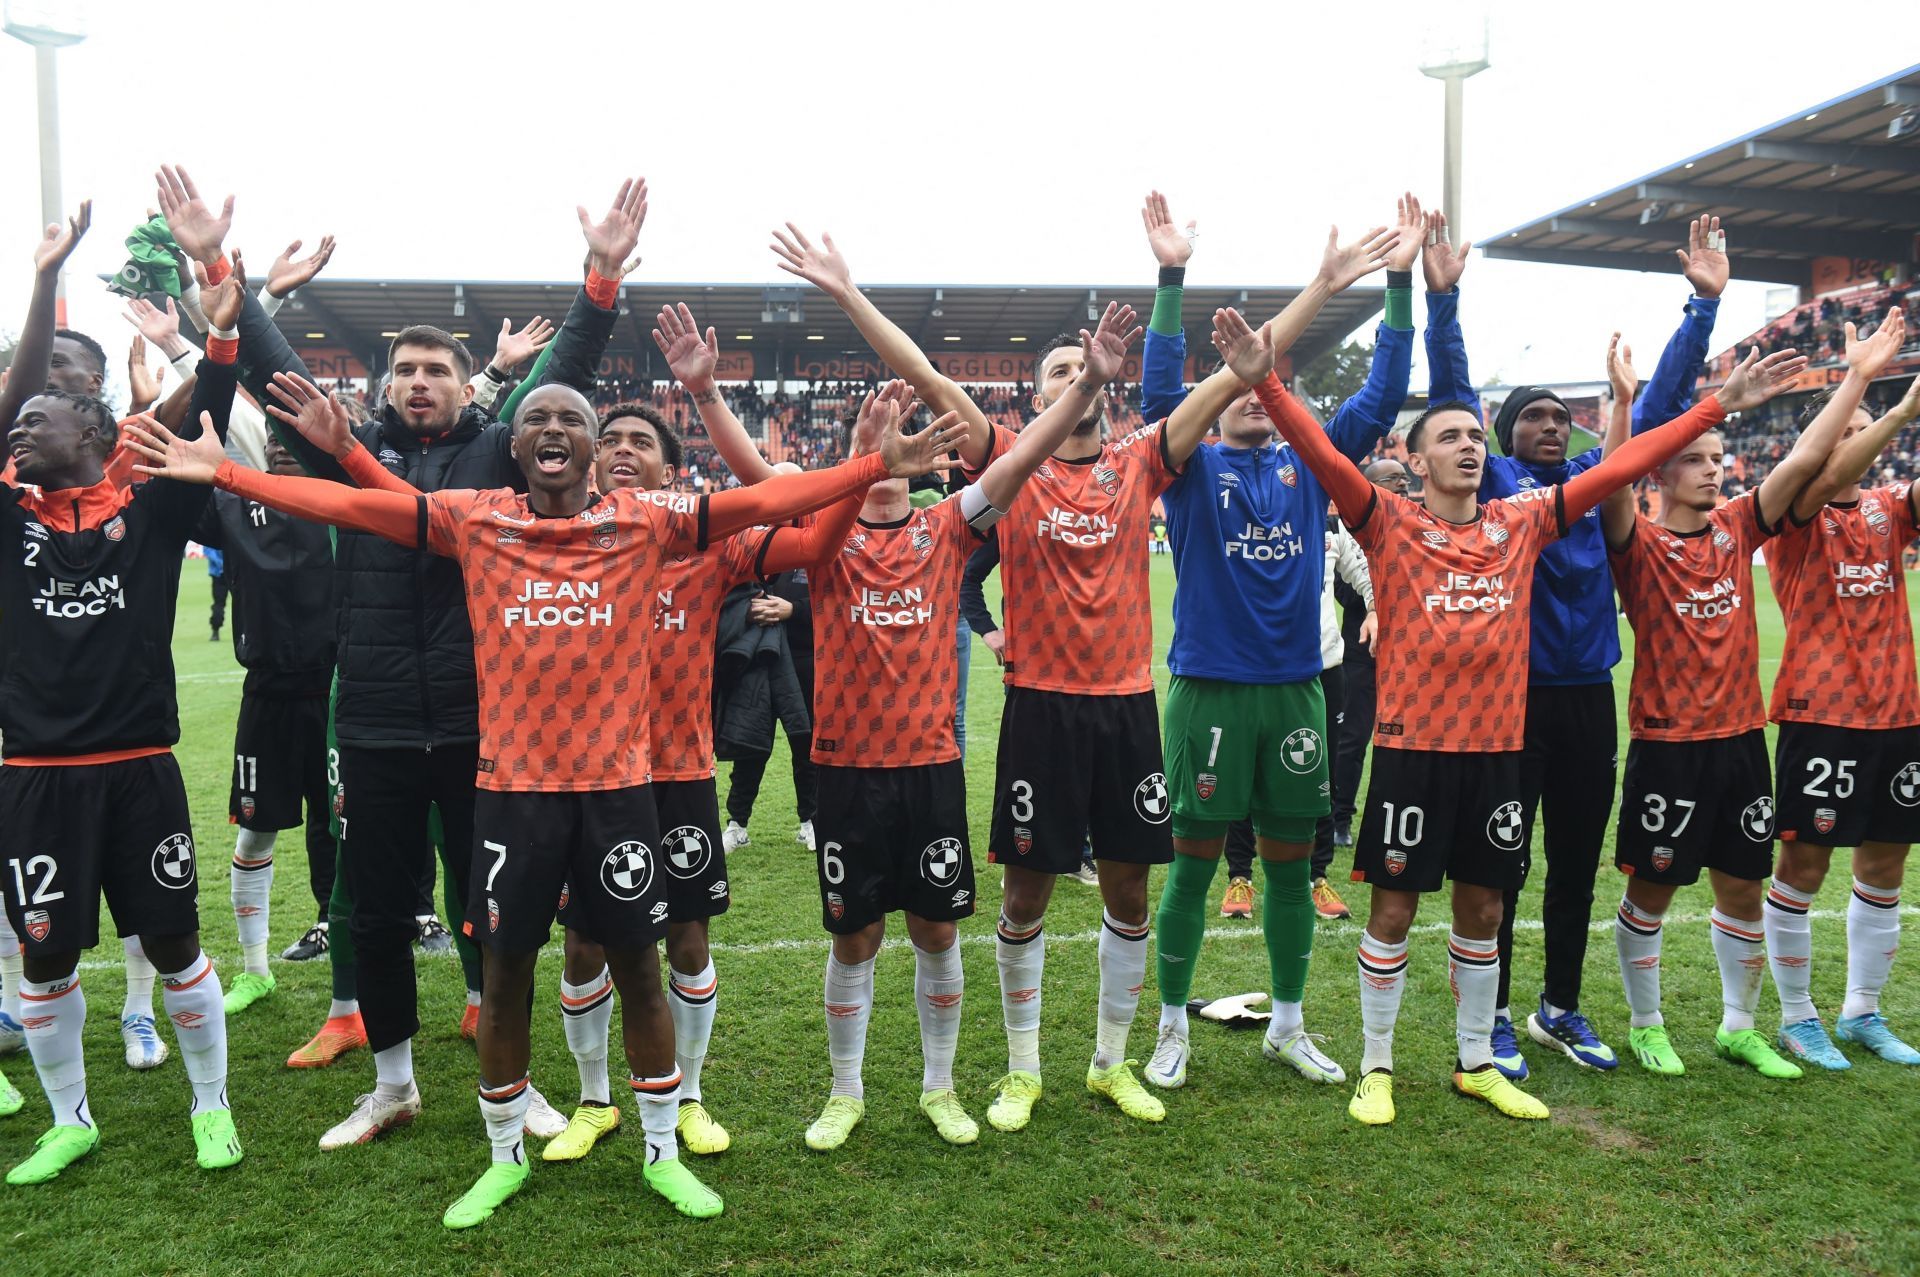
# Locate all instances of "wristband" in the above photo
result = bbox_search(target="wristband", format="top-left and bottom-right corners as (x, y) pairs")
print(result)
(1385, 270), (1413, 289)
(170, 349), (200, 379)
(484, 364), (509, 384)
(258, 289), (286, 318)
(207, 334), (240, 364)
(585, 270), (620, 309)
(204, 256), (232, 287)
(1383, 274), (1413, 331)
(1156, 266), (1186, 289)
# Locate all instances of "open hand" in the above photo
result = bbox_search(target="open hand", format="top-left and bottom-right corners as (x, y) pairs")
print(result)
(492, 316), (555, 372)
(578, 177), (648, 279)
(1715, 347), (1808, 414)
(1384, 193), (1425, 272)
(33, 201), (91, 275)
(1210, 307), (1275, 384)
(1676, 214), (1729, 299)
(1080, 302), (1141, 385)
(880, 408), (968, 478)
(770, 224), (855, 298)
(266, 236), (337, 298)
(125, 412), (227, 484)
(1606, 332), (1638, 405)
(1845, 307), (1907, 382)
(1141, 191), (1195, 268)
(652, 303), (720, 391)
(123, 296), (185, 349)
(265, 371), (359, 457)
(1422, 211), (1472, 293)
(1317, 224), (1400, 293)
(127, 337), (163, 412)
(155, 165), (233, 266)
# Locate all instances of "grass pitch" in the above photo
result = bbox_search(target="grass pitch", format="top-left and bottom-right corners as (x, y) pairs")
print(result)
(2, 560), (1916, 1277)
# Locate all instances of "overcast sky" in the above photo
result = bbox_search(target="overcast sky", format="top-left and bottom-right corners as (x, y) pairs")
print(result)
(3, 0), (1915, 409)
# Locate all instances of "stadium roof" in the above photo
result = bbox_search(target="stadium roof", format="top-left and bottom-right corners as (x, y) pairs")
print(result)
(1482, 64), (1920, 288)
(266, 280), (1384, 386)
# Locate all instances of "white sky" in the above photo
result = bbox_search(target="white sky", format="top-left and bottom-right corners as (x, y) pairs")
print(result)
(3, 0), (1916, 409)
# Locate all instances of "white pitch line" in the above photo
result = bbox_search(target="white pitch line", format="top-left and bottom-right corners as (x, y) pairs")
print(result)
(67, 904), (1918, 969)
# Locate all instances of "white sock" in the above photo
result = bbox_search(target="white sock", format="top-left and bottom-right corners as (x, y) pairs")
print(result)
(1448, 932), (1500, 1070)
(1094, 911), (1149, 1070)
(159, 953), (229, 1115)
(122, 936), (156, 1020)
(328, 998), (358, 1019)
(1710, 910), (1767, 1034)
(1357, 930), (1409, 1075)
(466, 988), (483, 1009)
(1157, 1002), (1188, 1037)
(996, 914), (1045, 1075)
(630, 1069), (683, 1164)
(913, 943), (963, 1093)
(478, 1077), (529, 1165)
(21, 973), (88, 1127)
(1843, 878), (1902, 1020)
(230, 828), (276, 977)
(1613, 897), (1666, 1028)
(0, 911), (22, 1025)
(668, 960), (718, 1104)
(373, 1040), (414, 1099)
(1267, 1000), (1304, 1045)
(560, 966), (613, 1106)
(1765, 879), (1816, 1025)
(1495, 1004), (1512, 1023)
(824, 954), (874, 1100)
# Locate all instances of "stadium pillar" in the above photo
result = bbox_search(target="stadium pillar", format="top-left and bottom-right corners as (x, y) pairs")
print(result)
(6, 10), (88, 324)
(1419, 23), (1490, 235)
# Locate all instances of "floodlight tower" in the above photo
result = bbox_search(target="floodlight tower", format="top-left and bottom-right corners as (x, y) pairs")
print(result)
(1419, 20), (1490, 236)
(6, 2), (88, 321)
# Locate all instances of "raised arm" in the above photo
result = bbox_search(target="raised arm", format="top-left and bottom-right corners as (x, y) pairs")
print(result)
(1599, 333), (1640, 549)
(977, 303), (1140, 509)
(124, 416), (424, 547)
(1421, 209), (1477, 414)
(1310, 213), (1415, 458)
(700, 406), (969, 544)
(1793, 309), (1920, 522)
(756, 492), (865, 573)
(653, 303), (775, 485)
(1634, 215), (1727, 436)
(1217, 310), (1376, 525)
(1, 201), (91, 430)
(1139, 190), (1195, 423)
(1564, 347), (1806, 525)
(771, 224), (992, 471)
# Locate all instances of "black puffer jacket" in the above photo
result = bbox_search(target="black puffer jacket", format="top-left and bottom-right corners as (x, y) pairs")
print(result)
(234, 283), (615, 747)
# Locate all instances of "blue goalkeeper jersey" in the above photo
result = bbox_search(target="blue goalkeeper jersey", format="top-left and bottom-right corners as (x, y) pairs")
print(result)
(1149, 320), (1410, 686)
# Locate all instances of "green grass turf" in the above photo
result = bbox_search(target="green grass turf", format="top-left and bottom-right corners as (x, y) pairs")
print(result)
(3, 559), (1918, 1277)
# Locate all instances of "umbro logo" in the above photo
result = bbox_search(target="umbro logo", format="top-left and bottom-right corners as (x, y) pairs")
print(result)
(709, 880), (729, 898)
(1422, 530), (1449, 545)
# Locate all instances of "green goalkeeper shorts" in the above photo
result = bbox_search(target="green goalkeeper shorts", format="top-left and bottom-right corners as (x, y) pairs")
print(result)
(1164, 674), (1329, 843)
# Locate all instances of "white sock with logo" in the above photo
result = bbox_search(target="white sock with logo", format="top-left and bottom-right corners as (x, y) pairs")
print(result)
(21, 973), (88, 1126)
(630, 1069), (683, 1164)
(1710, 910), (1766, 1034)
(1447, 932), (1500, 1070)
(913, 943), (964, 1093)
(669, 960), (718, 1104)
(1842, 878), (1902, 1020)
(231, 827), (277, 977)
(996, 913), (1044, 1075)
(560, 966), (613, 1106)
(1613, 897), (1666, 1028)
(1357, 931), (1409, 1075)
(1764, 879), (1817, 1025)
(1094, 911), (1149, 1070)
(824, 954), (874, 1100)
(159, 952), (229, 1114)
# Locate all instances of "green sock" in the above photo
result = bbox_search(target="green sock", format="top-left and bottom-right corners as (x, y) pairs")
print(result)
(1261, 857), (1314, 1004)
(1154, 854), (1219, 1006)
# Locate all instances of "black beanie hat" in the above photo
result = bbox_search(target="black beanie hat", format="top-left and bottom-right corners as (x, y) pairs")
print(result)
(1493, 386), (1569, 457)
